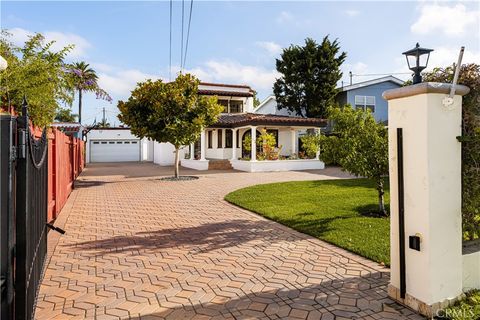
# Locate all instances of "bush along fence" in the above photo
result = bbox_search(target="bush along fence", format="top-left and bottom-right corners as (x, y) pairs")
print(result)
(0, 100), (84, 320)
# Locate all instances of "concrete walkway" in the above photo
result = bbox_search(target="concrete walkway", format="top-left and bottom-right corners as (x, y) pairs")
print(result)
(35, 163), (423, 320)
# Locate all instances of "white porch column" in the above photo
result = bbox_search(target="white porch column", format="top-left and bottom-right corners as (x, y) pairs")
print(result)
(250, 126), (256, 161)
(315, 128), (321, 160)
(231, 128), (237, 160)
(221, 129), (226, 149)
(384, 83), (470, 317)
(200, 130), (206, 160)
(190, 143), (194, 160)
(291, 128), (296, 155)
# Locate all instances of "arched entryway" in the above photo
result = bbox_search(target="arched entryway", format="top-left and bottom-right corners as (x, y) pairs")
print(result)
(241, 130), (262, 159)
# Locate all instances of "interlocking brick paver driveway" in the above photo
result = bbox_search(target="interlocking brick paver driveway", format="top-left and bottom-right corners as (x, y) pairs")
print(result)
(35, 163), (423, 320)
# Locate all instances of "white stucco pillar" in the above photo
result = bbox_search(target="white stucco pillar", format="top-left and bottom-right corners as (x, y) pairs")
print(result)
(200, 130), (206, 161)
(250, 126), (256, 161)
(291, 128), (296, 155)
(231, 128), (237, 160)
(315, 128), (320, 160)
(384, 82), (470, 317)
(190, 143), (194, 160)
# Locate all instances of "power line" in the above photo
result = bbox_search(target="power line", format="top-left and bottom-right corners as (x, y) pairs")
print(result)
(180, 0), (185, 72)
(351, 72), (411, 77)
(183, 0), (194, 70)
(169, 0), (173, 81)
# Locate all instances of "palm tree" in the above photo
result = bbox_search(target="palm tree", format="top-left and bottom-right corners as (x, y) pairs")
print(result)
(68, 62), (110, 123)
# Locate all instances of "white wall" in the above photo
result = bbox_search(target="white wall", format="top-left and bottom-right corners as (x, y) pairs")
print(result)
(86, 128), (153, 163)
(463, 251), (480, 290)
(153, 142), (188, 166)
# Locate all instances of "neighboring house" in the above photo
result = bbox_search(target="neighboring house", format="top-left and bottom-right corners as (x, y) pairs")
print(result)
(254, 95), (299, 116)
(51, 122), (84, 138)
(255, 76), (404, 123)
(335, 76), (404, 123)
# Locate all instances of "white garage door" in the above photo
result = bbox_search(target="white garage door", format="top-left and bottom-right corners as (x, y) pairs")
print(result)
(90, 140), (140, 162)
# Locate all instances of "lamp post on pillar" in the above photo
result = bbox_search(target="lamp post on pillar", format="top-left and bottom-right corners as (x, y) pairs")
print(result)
(402, 43), (433, 84)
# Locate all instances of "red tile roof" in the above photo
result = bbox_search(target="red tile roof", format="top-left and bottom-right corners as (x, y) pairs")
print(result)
(209, 113), (327, 128)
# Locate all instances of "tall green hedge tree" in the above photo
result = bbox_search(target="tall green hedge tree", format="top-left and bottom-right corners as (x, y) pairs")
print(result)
(422, 63), (480, 240)
(118, 73), (224, 178)
(273, 36), (347, 118)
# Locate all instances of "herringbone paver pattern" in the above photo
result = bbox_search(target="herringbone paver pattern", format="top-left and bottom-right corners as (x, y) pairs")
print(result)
(35, 163), (424, 319)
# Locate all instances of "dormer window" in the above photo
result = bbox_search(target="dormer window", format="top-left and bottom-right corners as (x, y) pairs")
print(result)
(217, 99), (243, 113)
(229, 101), (243, 113)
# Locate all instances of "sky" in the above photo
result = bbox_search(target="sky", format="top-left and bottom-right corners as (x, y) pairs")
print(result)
(1, 0), (479, 125)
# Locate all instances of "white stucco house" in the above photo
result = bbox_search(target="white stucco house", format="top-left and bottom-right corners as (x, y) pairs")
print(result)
(86, 82), (326, 172)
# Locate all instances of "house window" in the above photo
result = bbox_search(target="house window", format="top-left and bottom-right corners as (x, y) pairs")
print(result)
(208, 130), (213, 148)
(218, 99), (228, 113)
(225, 129), (233, 148)
(229, 100), (243, 113)
(217, 130), (223, 148)
(354, 95), (375, 113)
(266, 129), (279, 147)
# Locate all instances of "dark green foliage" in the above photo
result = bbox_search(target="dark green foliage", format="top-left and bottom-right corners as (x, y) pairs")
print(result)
(443, 289), (480, 320)
(423, 64), (480, 240)
(55, 107), (77, 122)
(273, 36), (347, 118)
(225, 179), (391, 265)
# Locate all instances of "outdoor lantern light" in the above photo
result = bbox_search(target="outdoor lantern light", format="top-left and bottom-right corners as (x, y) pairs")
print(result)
(402, 43), (433, 84)
(0, 55), (8, 71)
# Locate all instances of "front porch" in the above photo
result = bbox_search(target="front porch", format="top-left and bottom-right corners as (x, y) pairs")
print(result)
(181, 113), (327, 172)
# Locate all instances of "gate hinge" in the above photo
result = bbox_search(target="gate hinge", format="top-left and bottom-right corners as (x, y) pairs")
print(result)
(17, 129), (26, 159)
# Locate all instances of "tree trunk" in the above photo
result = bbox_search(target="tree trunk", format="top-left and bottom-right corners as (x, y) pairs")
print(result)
(377, 179), (386, 216)
(174, 147), (180, 179)
(78, 89), (82, 124)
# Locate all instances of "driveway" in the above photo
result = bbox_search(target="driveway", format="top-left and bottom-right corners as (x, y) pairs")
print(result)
(35, 163), (423, 319)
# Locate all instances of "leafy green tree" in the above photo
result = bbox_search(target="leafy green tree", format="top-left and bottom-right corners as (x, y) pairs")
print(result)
(118, 73), (224, 178)
(320, 106), (389, 215)
(300, 133), (320, 159)
(253, 90), (261, 108)
(422, 63), (480, 240)
(0, 31), (74, 127)
(66, 61), (111, 124)
(55, 107), (77, 122)
(273, 36), (347, 118)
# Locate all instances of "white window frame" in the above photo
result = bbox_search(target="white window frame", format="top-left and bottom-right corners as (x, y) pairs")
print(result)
(354, 95), (376, 113)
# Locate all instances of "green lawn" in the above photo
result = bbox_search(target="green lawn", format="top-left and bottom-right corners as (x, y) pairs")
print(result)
(225, 178), (391, 265)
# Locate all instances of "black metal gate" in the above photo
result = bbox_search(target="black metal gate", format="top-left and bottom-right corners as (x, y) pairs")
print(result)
(1, 100), (49, 320)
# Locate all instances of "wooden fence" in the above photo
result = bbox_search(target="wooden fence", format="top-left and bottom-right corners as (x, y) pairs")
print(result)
(33, 127), (85, 221)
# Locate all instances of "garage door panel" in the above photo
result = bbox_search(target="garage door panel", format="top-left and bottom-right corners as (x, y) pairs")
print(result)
(90, 140), (140, 162)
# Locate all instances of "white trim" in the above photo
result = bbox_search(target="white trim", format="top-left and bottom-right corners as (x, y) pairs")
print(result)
(339, 76), (404, 92)
(231, 159), (325, 172)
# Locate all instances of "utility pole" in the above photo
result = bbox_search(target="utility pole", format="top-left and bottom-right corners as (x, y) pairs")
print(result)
(102, 107), (106, 127)
(349, 71), (353, 85)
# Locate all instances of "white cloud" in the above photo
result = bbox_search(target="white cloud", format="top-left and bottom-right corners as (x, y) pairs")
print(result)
(6, 27), (91, 57)
(345, 10), (360, 17)
(427, 46), (480, 70)
(255, 41), (282, 56)
(411, 4), (480, 36)
(186, 60), (279, 91)
(276, 11), (293, 24)
(97, 67), (163, 98)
